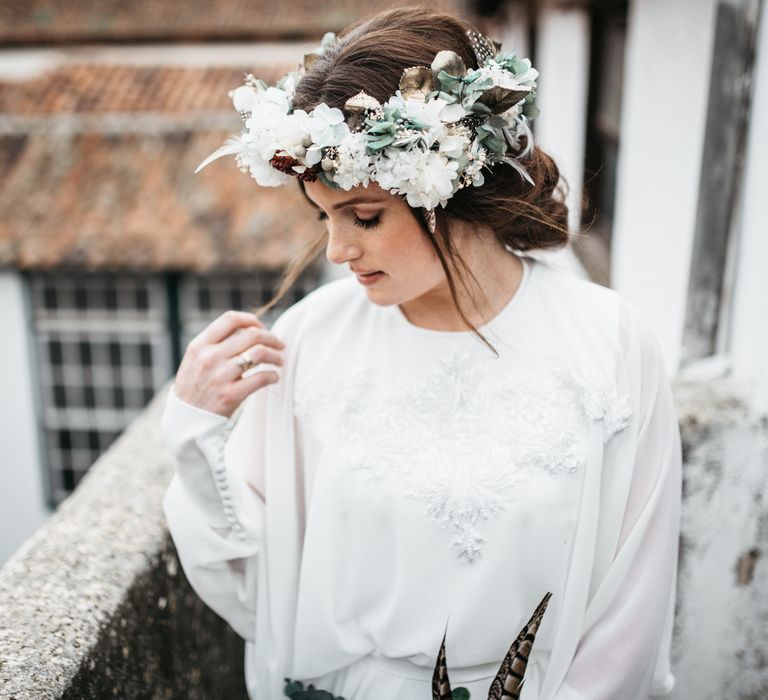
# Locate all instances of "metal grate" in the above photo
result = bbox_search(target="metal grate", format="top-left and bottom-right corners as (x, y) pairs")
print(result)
(27, 266), (322, 504)
(28, 272), (171, 505)
(178, 268), (321, 350)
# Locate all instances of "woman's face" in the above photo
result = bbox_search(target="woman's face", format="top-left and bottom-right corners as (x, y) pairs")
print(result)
(303, 180), (448, 307)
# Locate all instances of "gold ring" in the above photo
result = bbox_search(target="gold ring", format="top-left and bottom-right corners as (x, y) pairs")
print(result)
(236, 351), (257, 372)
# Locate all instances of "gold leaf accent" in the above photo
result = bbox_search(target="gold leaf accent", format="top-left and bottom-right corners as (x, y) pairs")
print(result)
(343, 91), (381, 131)
(431, 50), (467, 78)
(476, 86), (531, 114)
(343, 90), (381, 113)
(399, 66), (436, 101)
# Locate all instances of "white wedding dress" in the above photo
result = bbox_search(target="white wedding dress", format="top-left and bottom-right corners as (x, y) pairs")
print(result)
(162, 255), (681, 700)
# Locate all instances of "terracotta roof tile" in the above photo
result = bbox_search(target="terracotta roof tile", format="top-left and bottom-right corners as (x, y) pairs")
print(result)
(0, 63), (290, 116)
(1, 0), (467, 45)
(0, 129), (323, 271)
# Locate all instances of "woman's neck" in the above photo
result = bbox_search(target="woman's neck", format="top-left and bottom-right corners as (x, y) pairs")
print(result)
(398, 229), (524, 332)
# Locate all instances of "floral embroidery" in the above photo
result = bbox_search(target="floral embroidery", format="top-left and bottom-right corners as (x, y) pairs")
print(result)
(296, 352), (630, 562)
(555, 365), (633, 443)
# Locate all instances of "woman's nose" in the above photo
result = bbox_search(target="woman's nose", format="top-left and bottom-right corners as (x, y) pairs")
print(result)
(325, 224), (362, 265)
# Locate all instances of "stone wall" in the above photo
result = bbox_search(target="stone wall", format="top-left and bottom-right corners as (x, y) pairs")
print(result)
(671, 379), (768, 700)
(0, 387), (246, 699)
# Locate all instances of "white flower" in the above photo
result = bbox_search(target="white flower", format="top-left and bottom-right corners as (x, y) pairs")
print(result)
(438, 133), (470, 159)
(278, 72), (298, 101)
(385, 93), (450, 148)
(331, 132), (372, 190)
(441, 102), (469, 123)
(374, 148), (458, 209)
(305, 104), (350, 165)
(464, 140), (488, 186)
(262, 86), (293, 113)
(273, 110), (312, 159)
(475, 61), (536, 92)
(230, 85), (259, 113)
(249, 156), (292, 187)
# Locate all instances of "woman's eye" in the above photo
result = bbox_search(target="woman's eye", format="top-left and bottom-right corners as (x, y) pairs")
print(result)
(315, 210), (381, 229)
(353, 214), (381, 229)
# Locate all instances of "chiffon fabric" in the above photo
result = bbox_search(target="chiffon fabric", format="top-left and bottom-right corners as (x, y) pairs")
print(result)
(162, 255), (681, 700)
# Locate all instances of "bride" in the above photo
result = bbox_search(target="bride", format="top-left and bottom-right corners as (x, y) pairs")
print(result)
(161, 7), (681, 699)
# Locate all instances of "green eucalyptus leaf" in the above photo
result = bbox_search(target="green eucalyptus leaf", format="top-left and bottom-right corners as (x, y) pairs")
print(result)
(482, 133), (506, 155)
(284, 679), (305, 695)
(452, 688), (471, 700)
(523, 103), (540, 119)
(366, 121), (395, 135)
(436, 70), (463, 90)
(368, 134), (394, 150)
(307, 691), (335, 700)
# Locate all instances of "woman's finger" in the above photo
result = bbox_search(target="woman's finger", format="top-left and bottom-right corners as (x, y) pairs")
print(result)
(230, 369), (280, 405)
(192, 310), (263, 347)
(217, 324), (285, 358)
(224, 345), (284, 380)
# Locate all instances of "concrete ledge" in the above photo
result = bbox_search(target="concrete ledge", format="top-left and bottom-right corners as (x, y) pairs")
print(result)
(0, 384), (246, 699)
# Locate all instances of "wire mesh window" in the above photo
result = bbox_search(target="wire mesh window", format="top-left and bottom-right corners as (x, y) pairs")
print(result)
(28, 272), (171, 505)
(178, 268), (322, 352)
(27, 266), (322, 505)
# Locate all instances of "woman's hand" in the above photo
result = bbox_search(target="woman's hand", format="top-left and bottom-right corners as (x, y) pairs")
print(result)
(173, 310), (285, 419)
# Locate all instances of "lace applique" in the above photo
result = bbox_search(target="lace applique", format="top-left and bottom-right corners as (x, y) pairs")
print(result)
(296, 352), (631, 562)
(556, 365), (633, 443)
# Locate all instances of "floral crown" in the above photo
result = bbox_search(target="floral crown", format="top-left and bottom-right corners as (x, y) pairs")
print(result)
(195, 29), (539, 212)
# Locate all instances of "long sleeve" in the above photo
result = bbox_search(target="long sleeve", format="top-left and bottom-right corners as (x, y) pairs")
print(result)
(554, 310), (682, 699)
(161, 382), (269, 642)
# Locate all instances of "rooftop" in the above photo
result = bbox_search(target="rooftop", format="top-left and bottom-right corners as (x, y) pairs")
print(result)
(0, 56), (322, 271)
(0, 0), (468, 46)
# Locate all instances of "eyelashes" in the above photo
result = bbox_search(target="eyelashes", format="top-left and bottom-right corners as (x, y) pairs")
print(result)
(316, 210), (381, 230)
(353, 215), (381, 230)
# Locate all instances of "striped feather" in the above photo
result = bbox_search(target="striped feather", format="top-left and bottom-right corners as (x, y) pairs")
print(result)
(487, 592), (552, 700)
(432, 629), (453, 700)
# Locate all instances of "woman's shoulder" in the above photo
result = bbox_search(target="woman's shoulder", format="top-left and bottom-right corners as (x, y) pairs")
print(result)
(268, 275), (365, 339)
(524, 256), (657, 364)
(529, 256), (620, 312)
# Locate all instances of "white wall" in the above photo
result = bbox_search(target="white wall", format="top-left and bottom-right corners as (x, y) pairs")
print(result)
(611, 0), (718, 372)
(534, 5), (591, 235)
(0, 270), (50, 566)
(727, 6), (768, 415)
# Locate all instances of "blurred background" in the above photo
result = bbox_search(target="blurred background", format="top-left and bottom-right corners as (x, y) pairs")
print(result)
(1, 1), (766, 698)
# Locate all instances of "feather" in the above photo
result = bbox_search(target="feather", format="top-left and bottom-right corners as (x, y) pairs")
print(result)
(500, 155), (534, 186)
(432, 627), (453, 700)
(194, 136), (245, 174)
(466, 30), (497, 66)
(514, 120), (534, 160)
(487, 593), (552, 700)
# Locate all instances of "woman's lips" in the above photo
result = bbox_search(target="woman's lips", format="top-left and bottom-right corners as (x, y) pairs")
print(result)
(355, 271), (385, 286)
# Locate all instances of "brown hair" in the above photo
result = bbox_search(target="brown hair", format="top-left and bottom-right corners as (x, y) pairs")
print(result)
(258, 7), (569, 346)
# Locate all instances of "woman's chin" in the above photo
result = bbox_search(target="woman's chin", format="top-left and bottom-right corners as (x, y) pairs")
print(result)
(362, 288), (395, 306)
